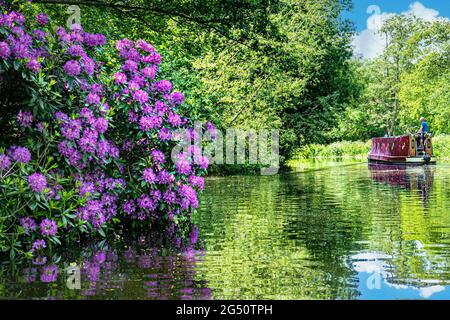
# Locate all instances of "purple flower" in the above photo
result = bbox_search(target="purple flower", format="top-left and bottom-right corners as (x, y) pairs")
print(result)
(56, 26), (70, 42)
(163, 189), (177, 204)
(142, 66), (156, 79)
(21, 217), (37, 234)
(189, 176), (205, 190)
(60, 119), (82, 140)
(142, 168), (157, 184)
(84, 33), (106, 47)
(116, 38), (133, 54)
(178, 184), (198, 210)
(130, 76), (144, 89)
(70, 31), (83, 43)
(123, 199), (136, 215)
(139, 115), (162, 131)
(167, 113), (182, 127)
(80, 108), (94, 121)
(151, 149), (165, 164)
(122, 60), (138, 72)
(97, 139), (110, 158)
(31, 239), (46, 252)
(154, 80), (172, 93)
(128, 110), (139, 123)
(79, 181), (95, 197)
(157, 170), (175, 184)
(150, 189), (161, 202)
(28, 173), (47, 193)
(16, 110), (33, 127)
(0, 154), (11, 170)
(82, 56), (95, 75)
(63, 60), (81, 77)
(70, 23), (83, 33)
(26, 58), (40, 73)
(137, 194), (156, 211)
(114, 72), (127, 84)
(109, 144), (119, 158)
(94, 117), (108, 134)
(190, 225), (198, 245)
(11, 146), (31, 164)
(40, 264), (59, 283)
(57, 141), (81, 166)
(67, 44), (85, 57)
(40, 218), (58, 237)
(36, 13), (49, 26)
(122, 139), (133, 151)
(0, 42), (11, 59)
(54, 111), (69, 122)
(36, 122), (44, 132)
(158, 128), (172, 141)
(143, 52), (161, 64)
(86, 92), (101, 105)
(11, 42), (29, 59)
(197, 156), (209, 170)
(176, 159), (192, 175)
(79, 129), (98, 154)
(33, 29), (47, 41)
(171, 92), (185, 105)
(136, 39), (154, 53)
(206, 121), (217, 139)
(32, 256), (47, 266)
(132, 89), (149, 104)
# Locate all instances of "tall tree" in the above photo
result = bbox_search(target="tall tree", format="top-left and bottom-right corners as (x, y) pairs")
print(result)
(378, 15), (424, 136)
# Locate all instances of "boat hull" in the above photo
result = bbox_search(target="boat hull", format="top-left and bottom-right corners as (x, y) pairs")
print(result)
(368, 134), (436, 166)
(368, 157), (436, 166)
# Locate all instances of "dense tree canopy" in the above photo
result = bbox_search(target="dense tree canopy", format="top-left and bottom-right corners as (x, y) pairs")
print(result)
(332, 15), (450, 141)
(29, 0), (356, 166)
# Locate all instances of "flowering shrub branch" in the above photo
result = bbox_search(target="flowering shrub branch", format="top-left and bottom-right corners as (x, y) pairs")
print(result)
(0, 1), (215, 258)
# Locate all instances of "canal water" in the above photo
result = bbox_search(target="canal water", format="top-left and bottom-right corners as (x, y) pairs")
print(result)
(2, 162), (450, 299)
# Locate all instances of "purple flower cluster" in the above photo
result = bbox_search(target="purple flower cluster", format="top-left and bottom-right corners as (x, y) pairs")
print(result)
(40, 264), (59, 283)
(21, 217), (37, 234)
(31, 239), (46, 252)
(10, 146), (31, 164)
(77, 194), (119, 229)
(40, 218), (58, 236)
(0, 41), (11, 59)
(16, 110), (34, 127)
(28, 173), (47, 193)
(63, 60), (81, 76)
(36, 13), (48, 26)
(0, 11), (51, 73)
(139, 115), (162, 131)
(57, 109), (117, 166)
(0, 154), (11, 170)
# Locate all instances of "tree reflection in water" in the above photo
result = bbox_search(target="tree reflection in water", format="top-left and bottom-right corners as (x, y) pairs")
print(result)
(369, 164), (435, 207)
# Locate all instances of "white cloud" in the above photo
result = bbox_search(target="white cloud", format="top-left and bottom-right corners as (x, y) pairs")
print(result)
(407, 2), (439, 21)
(419, 285), (445, 299)
(352, 2), (444, 59)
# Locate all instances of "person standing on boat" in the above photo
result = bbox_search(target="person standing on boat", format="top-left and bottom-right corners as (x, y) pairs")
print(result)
(418, 117), (429, 148)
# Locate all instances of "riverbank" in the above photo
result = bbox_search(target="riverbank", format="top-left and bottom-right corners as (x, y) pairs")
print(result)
(289, 134), (450, 164)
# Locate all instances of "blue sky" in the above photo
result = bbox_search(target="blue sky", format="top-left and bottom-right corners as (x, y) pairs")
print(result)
(346, 1), (450, 59)
(345, 0), (450, 31)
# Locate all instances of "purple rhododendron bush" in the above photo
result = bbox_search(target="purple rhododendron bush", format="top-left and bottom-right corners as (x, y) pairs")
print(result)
(0, 2), (214, 258)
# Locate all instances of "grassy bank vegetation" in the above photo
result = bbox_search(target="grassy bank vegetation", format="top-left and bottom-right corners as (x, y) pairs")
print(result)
(291, 134), (450, 161)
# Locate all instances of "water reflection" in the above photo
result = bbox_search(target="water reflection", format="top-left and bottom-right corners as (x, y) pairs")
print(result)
(195, 163), (450, 299)
(2, 162), (450, 299)
(0, 232), (212, 300)
(369, 164), (435, 206)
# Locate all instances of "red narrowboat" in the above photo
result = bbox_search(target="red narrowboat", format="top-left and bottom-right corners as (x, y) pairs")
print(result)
(368, 134), (436, 165)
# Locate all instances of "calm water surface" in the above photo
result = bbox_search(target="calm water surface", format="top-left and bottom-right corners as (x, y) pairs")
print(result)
(2, 161), (450, 299)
